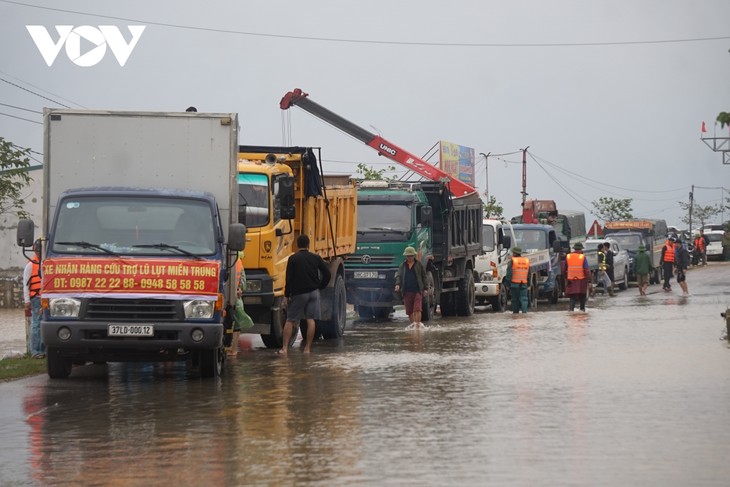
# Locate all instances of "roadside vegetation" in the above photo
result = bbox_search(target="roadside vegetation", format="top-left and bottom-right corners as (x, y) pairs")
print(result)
(0, 356), (46, 382)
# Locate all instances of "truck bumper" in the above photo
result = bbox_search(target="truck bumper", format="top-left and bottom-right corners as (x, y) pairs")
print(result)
(41, 320), (223, 359)
(345, 270), (398, 307)
(475, 281), (499, 298)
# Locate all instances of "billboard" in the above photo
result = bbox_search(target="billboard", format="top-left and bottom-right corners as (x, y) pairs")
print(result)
(439, 141), (475, 186)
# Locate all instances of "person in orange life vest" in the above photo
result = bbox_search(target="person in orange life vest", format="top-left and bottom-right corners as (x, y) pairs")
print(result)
(660, 237), (676, 291)
(504, 247), (530, 314)
(565, 242), (590, 312)
(395, 246), (428, 328)
(23, 239), (45, 358)
(693, 231), (708, 266)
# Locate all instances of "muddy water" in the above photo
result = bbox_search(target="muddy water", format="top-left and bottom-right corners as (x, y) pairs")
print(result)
(1, 264), (729, 486)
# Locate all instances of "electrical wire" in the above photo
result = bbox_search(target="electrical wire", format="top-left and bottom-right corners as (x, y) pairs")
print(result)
(0, 77), (72, 108)
(0, 103), (42, 114)
(0, 111), (41, 124)
(2, 0), (728, 48)
(0, 70), (85, 108)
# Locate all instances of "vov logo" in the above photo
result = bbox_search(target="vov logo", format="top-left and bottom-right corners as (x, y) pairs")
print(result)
(26, 25), (146, 67)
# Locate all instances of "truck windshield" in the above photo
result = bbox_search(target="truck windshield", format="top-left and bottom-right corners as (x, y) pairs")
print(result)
(357, 203), (411, 239)
(52, 196), (216, 256)
(609, 234), (642, 251)
(513, 229), (547, 251)
(238, 173), (269, 228)
(482, 226), (495, 252)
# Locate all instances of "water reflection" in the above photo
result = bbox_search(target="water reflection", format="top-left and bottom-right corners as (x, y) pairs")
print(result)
(1, 265), (729, 485)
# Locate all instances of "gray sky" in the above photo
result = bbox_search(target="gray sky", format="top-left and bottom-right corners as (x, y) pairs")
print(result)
(2, 0), (729, 228)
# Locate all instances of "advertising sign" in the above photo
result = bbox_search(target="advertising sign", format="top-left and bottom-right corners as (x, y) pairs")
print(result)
(439, 141), (475, 186)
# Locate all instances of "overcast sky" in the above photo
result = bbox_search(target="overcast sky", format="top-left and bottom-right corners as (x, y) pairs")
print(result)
(1, 0), (729, 229)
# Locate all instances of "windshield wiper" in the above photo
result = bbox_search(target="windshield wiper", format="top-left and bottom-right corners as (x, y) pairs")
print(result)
(364, 226), (407, 233)
(132, 243), (202, 259)
(55, 241), (118, 256)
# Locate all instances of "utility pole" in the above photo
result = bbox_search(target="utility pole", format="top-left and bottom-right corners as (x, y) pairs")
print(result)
(520, 146), (529, 210)
(479, 152), (490, 201)
(689, 185), (694, 236)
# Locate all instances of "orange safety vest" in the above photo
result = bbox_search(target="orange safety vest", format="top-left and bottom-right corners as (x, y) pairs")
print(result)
(27, 261), (42, 299)
(663, 242), (675, 263)
(511, 257), (530, 284)
(235, 254), (244, 289)
(566, 253), (586, 280)
(694, 237), (705, 252)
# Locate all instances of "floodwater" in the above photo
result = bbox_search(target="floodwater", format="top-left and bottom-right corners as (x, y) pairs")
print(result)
(1, 264), (729, 486)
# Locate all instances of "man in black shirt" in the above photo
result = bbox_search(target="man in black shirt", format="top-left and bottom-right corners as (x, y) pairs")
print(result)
(279, 234), (331, 355)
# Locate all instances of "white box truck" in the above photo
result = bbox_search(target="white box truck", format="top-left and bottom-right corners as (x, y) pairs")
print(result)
(16, 109), (245, 378)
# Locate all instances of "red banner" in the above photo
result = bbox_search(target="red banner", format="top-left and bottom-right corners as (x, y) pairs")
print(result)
(42, 257), (220, 296)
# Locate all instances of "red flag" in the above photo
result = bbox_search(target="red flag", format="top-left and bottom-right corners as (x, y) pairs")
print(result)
(701, 121), (707, 133)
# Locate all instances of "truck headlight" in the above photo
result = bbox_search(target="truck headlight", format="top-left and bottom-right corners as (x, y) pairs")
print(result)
(184, 300), (214, 319)
(480, 272), (493, 282)
(245, 280), (262, 292)
(49, 298), (81, 318)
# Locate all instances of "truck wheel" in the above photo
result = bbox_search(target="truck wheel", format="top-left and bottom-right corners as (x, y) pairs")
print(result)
(261, 296), (294, 349)
(455, 270), (475, 316)
(421, 271), (437, 322)
(618, 270), (628, 290)
(319, 274), (347, 339)
(529, 278), (538, 309)
(489, 282), (507, 312)
(440, 292), (456, 317)
(47, 348), (72, 379)
(199, 347), (223, 378)
(549, 279), (561, 305)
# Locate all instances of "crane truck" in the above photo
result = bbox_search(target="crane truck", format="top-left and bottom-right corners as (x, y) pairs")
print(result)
(16, 109), (245, 379)
(280, 89), (483, 319)
(237, 146), (357, 348)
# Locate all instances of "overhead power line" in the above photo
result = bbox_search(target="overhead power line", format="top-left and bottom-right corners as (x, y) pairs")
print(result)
(0, 111), (42, 124)
(3, 0), (729, 48)
(0, 77), (72, 108)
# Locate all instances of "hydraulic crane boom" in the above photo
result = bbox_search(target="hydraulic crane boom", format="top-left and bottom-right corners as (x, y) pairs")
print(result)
(280, 88), (477, 197)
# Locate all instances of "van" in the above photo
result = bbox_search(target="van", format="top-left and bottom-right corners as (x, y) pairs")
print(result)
(704, 230), (725, 261)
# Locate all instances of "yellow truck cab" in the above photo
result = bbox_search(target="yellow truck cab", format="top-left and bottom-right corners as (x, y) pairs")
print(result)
(237, 146), (357, 348)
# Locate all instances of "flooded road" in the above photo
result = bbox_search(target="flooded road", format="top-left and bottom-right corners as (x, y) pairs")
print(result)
(1, 264), (729, 486)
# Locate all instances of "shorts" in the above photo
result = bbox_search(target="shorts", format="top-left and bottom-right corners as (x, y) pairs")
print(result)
(286, 290), (321, 321)
(636, 274), (649, 287)
(403, 291), (422, 315)
(676, 270), (686, 283)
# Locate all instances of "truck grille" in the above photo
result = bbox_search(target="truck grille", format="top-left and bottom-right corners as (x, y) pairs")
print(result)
(345, 255), (394, 265)
(84, 299), (178, 321)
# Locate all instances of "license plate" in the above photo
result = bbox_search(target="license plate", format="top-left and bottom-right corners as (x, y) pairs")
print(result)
(108, 324), (154, 337)
(354, 271), (379, 279)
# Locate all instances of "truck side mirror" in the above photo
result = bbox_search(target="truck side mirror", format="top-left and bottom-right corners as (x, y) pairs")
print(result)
(17, 219), (35, 247)
(503, 235), (511, 249)
(228, 223), (246, 251)
(419, 206), (433, 227)
(279, 176), (295, 220)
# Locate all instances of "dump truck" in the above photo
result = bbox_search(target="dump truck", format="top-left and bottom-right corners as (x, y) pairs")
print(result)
(279, 89), (483, 319)
(345, 180), (482, 320)
(16, 109), (245, 378)
(237, 146), (357, 348)
(603, 219), (668, 284)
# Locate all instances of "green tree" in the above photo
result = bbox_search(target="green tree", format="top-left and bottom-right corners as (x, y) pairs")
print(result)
(717, 112), (730, 129)
(355, 163), (397, 181)
(0, 137), (32, 218)
(483, 195), (503, 219)
(678, 201), (720, 228)
(591, 197), (633, 222)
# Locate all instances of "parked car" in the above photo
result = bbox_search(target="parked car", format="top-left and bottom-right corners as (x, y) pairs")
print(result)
(584, 237), (630, 291)
(704, 230), (725, 261)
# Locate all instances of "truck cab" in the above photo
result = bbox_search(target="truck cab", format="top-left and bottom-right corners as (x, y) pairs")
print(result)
(474, 219), (512, 311)
(345, 181), (433, 320)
